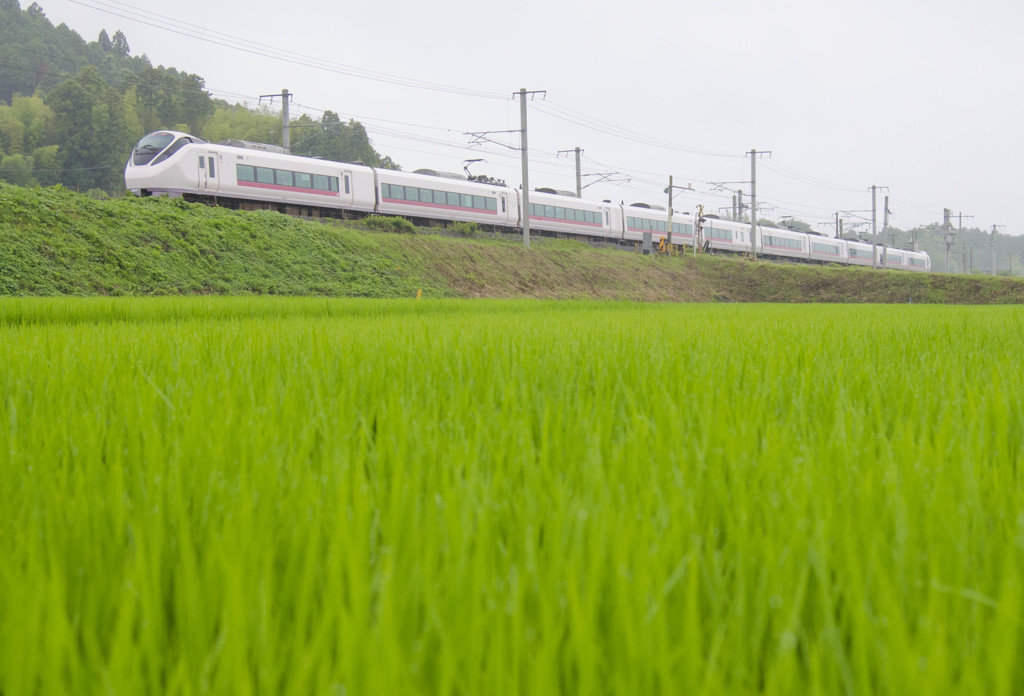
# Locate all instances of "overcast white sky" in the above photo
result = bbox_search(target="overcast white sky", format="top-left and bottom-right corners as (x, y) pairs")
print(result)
(38, 0), (1024, 236)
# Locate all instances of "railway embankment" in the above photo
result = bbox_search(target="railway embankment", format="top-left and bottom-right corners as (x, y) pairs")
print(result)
(3, 184), (1023, 303)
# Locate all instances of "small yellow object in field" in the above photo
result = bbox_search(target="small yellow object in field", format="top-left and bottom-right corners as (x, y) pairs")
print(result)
(416, 288), (422, 299)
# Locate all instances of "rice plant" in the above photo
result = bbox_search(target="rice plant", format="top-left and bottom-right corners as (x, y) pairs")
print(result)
(1, 298), (1022, 694)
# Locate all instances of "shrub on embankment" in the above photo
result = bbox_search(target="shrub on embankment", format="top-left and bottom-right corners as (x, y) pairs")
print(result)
(2, 183), (1024, 303)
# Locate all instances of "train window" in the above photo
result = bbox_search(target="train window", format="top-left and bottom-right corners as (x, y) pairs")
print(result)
(132, 132), (175, 165)
(492, 198), (500, 212)
(447, 192), (460, 206)
(404, 186), (418, 201)
(344, 176), (350, 194)
(151, 138), (189, 165)
(295, 172), (311, 189)
(208, 157), (216, 177)
(472, 195), (485, 210)
(236, 165), (255, 182)
(256, 167), (274, 184)
(330, 177), (339, 192)
(431, 191), (444, 204)
(313, 174), (329, 191)
(198, 157), (205, 169)
(555, 207), (565, 219)
(276, 170), (293, 187)
(458, 194), (470, 208)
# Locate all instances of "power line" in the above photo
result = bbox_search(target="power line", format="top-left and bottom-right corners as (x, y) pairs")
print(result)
(532, 100), (739, 158)
(66, 0), (506, 100)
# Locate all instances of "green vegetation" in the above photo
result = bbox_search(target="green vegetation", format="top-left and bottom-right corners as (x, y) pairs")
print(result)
(0, 184), (446, 297)
(363, 214), (418, 235)
(0, 0), (398, 195)
(3, 183), (1024, 303)
(1, 298), (1023, 694)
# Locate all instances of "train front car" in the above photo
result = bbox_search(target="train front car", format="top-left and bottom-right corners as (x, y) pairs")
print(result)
(907, 250), (931, 272)
(125, 131), (206, 196)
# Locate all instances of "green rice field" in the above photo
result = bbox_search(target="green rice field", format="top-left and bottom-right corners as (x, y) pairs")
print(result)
(1, 298), (1023, 695)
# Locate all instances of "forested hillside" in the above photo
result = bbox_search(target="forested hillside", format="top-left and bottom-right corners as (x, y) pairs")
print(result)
(0, 0), (399, 194)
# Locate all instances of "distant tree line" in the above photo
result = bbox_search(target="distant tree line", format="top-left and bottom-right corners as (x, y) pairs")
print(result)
(0, 0), (399, 194)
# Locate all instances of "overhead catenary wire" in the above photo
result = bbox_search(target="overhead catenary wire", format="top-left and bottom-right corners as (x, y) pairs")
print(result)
(66, 0), (507, 100)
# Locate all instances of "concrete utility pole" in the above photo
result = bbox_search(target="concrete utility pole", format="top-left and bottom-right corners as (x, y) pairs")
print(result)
(732, 194), (737, 221)
(558, 147), (583, 197)
(667, 177), (675, 247)
(515, 88), (546, 249)
(282, 89), (290, 153)
(951, 212), (974, 274)
(664, 177), (694, 247)
(738, 190), (745, 221)
(961, 214), (966, 274)
(260, 89), (292, 153)
(869, 185), (888, 268)
(992, 224), (1004, 277)
(943, 208), (953, 273)
(749, 151), (770, 259)
(881, 195), (890, 268)
(872, 187), (877, 267)
(574, 147), (581, 198)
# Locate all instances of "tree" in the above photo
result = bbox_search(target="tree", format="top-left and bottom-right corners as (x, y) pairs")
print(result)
(11, 95), (56, 152)
(46, 66), (128, 192)
(780, 218), (813, 234)
(0, 109), (26, 154)
(31, 144), (61, 185)
(111, 30), (129, 58)
(97, 28), (111, 53)
(201, 103), (282, 144)
(0, 44), (38, 102)
(289, 111), (399, 168)
(0, 153), (36, 186)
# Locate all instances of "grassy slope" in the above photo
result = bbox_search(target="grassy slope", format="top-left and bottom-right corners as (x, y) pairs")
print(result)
(3, 183), (1023, 302)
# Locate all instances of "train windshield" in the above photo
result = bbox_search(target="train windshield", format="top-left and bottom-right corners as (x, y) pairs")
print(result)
(133, 132), (175, 165)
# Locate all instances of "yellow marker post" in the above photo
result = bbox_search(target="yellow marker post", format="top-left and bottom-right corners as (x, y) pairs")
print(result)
(416, 288), (422, 299)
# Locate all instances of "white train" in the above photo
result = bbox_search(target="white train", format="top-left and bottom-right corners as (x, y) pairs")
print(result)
(125, 130), (932, 272)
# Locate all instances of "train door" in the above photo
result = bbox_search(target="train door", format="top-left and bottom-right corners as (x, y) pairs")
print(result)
(341, 170), (353, 206)
(198, 152), (220, 193)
